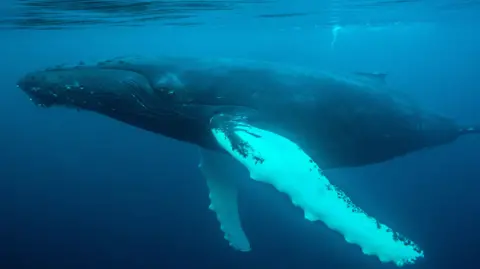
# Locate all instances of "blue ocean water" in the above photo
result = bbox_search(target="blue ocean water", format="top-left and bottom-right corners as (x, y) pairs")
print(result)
(2, 0), (480, 268)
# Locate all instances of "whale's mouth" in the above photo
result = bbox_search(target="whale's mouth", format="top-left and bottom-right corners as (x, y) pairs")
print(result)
(17, 69), (85, 108)
(16, 82), (57, 108)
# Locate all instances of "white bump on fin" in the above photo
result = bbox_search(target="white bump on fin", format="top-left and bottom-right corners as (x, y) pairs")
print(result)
(199, 148), (251, 252)
(211, 125), (424, 266)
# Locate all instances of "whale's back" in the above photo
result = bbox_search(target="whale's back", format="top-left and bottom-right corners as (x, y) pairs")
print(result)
(83, 57), (464, 168)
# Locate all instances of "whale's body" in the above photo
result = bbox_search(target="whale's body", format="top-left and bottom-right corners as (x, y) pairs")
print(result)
(17, 56), (479, 266)
(17, 56), (471, 169)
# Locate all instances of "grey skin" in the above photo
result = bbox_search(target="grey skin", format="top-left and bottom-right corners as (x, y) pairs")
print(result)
(17, 56), (479, 169)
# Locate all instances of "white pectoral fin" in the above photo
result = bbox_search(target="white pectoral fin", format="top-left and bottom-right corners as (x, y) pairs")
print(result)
(199, 148), (251, 252)
(211, 122), (424, 266)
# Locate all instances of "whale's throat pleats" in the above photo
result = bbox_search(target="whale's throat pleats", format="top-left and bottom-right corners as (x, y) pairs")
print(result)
(208, 115), (424, 266)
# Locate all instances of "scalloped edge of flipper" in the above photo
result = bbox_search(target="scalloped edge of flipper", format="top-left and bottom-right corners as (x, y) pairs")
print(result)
(211, 122), (424, 266)
(199, 148), (251, 252)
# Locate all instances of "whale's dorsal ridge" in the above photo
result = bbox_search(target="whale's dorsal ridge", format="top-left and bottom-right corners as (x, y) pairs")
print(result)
(353, 71), (388, 84)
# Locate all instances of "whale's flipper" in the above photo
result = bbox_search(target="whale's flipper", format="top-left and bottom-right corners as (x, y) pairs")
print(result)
(210, 115), (424, 266)
(459, 124), (480, 136)
(199, 148), (251, 251)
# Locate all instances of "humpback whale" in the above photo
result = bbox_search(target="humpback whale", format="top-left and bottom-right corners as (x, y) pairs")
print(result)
(17, 56), (479, 266)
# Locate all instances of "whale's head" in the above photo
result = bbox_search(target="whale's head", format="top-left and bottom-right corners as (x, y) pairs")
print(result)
(16, 59), (219, 147)
(18, 66), (156, 109)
